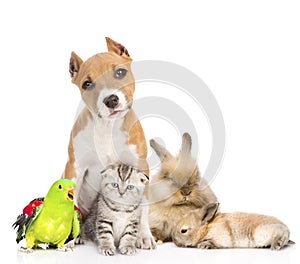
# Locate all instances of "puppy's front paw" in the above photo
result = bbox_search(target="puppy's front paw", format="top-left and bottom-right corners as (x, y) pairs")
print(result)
(136, 232), (156, 250)
(98, 245), (116, 256)
(75, 236), (86, 245)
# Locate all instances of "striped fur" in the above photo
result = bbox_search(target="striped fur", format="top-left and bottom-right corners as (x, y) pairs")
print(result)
(78, 164), (148, 255)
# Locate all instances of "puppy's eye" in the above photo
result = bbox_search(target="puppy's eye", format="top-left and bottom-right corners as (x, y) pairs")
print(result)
(111, 183), (119, 188)
(58, 184), (63, 190)
(82, 80), (95, 90)
(127, 185), (134, 190)
(180, 229), (188, 234)
(114, 68), (127, 79)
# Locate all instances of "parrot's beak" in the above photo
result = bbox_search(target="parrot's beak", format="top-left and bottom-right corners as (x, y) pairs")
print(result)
(67, 187), (75, 201)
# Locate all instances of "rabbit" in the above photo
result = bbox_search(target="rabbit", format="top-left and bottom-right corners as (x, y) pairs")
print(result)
(148, 133), (218, 242)
(173, 202), (294, 250)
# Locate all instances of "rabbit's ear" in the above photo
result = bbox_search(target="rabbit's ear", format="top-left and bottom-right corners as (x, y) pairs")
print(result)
(150, 139), (172, 161)
(197, 203), (219, 224)
(180, 133), (192, 157)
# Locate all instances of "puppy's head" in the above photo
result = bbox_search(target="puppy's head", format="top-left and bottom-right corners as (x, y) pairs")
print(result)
(69, 37), (134, 119)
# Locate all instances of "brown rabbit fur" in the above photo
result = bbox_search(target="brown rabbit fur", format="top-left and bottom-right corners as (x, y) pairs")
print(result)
(173, 203), (294, 250)
(149, 133), (218, 242)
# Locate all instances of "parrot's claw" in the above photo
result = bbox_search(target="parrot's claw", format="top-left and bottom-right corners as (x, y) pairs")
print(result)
(57, 245), (72, 252)
(64, 239), (75, 249)
(19, 247), (34, 254)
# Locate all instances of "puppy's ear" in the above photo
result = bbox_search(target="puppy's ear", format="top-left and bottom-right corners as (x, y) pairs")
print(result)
(105, 37), (130, 58)
(69, 51), (83, 81)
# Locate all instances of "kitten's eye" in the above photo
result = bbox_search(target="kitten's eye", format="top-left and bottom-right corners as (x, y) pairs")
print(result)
(127, 185), (134, 190)
(180, 229), (188, 234)
(114, 68), (127, 79)
(111, 183), (119, 188)
(82, 80), (95, 90)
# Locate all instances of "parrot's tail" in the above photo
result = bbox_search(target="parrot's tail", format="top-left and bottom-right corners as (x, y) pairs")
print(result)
(12, 214), (26, 243)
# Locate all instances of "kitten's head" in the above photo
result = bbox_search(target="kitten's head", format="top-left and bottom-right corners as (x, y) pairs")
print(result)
(100, 163), (148, 205)
(150, 133), (214, 207)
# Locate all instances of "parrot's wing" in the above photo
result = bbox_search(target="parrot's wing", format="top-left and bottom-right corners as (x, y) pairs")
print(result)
(72, 208), (81, 238)
(12, 198), (44, 243)
(65, 205), (82, 244)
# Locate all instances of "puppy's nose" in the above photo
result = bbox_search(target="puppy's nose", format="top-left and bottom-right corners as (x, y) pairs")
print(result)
(103, 94), (119, 109)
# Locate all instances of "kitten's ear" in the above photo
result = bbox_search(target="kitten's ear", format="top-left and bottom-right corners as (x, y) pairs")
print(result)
(138, 172), (149, 184)
(180, 133), (192, 157)
(196, 203), (219, 224)
(150, 139), (172, 161)
(100, 167), (114, 178)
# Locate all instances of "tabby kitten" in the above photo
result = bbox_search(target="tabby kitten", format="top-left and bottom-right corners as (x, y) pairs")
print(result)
(79, 164), (148, 256)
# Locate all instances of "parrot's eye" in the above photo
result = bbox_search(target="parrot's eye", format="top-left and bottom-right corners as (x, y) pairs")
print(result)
(58, 184), (63, 190)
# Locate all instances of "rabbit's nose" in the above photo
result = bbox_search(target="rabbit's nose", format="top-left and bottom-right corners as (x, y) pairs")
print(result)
(181, 190), (192, 196)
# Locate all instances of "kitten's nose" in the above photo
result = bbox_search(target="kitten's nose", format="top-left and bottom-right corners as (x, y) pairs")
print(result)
(103, 94), (119, 109)
(119, 188), (126, 196)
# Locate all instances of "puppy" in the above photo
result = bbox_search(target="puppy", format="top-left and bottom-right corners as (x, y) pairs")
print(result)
(62, 37), (154, 249)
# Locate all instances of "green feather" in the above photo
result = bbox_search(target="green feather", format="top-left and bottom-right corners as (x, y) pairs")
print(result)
(23, 179), (79, 249)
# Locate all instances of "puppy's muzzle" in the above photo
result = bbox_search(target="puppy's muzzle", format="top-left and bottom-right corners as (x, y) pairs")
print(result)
(103, 94), (119, 109)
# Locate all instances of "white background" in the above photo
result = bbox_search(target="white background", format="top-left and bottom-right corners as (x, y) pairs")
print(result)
(1, 1), (299, 263)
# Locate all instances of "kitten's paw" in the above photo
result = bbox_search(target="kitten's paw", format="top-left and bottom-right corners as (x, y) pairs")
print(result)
(119, 245), (137, 255)
(98, 246), (116, 256)
(197, 240), (216, 249)
(136, 233), (156, 250)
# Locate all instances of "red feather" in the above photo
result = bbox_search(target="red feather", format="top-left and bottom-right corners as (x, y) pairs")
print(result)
(23, 198), (43, 217)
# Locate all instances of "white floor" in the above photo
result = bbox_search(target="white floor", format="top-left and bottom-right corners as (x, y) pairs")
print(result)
(7, 240), (298, 264)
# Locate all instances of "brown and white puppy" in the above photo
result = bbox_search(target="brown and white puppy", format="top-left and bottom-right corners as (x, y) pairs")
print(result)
(62, 37), (155, 249)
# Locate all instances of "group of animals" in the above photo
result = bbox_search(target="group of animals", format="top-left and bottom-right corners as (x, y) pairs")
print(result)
(13, 37), (293, 255)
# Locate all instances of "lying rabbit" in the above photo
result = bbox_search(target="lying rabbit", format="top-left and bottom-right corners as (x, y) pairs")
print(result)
(173, 202), (294, 250)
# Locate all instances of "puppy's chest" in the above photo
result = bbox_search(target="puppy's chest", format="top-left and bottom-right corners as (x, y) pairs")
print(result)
(73, 117), (138, 167)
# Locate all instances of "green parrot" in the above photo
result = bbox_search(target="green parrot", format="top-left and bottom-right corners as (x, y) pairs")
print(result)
(12, 179), (81, 252)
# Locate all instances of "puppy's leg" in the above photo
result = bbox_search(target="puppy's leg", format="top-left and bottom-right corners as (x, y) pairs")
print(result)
(136, 196), (156, 250)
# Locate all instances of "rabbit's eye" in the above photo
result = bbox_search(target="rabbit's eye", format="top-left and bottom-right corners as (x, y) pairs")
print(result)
(180, 229), (188, 234)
